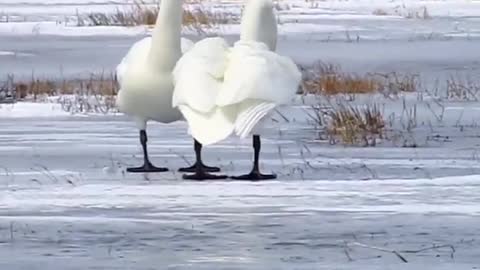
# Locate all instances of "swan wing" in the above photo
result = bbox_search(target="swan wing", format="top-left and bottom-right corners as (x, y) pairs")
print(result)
(173, 37), (237, 145)
(180, 37), (195, 53)
(234, 100), (276, 138)
(216, 40), (302, 106)
(116, 37), (152, 87)
(178, 105), (237, 146)
(116, 37), (194, 87)
(172, 37), (230, 113)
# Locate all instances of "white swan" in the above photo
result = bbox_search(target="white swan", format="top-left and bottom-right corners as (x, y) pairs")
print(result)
(172, 0), (301, 180)
(116, 0), (222, 175)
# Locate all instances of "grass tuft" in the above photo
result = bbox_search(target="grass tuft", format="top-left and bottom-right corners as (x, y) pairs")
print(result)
(327, 104), (386, 146)
(76, 0), (239, 32)
(302, 62), (382, 95)
(301, 62), (419, 96)
(8, 73), (118, 101)
(446, 75), (480, 101)
(2, 73), (118, 114)
(372, 5), (431, 20)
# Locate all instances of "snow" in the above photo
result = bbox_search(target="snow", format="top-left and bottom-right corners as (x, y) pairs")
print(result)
(2, 0), (480, 268)
(1, 113), (480, 268)
(1, 0), (480, 38)
(0, 102), (72, 118)
(0, 22), (149, 36)
(2, 99), (480, 268)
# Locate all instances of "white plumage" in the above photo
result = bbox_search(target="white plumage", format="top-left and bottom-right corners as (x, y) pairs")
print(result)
(172, 38), (301, 146)
(115, 0), (194, 131)
(114, 0), (212, 174)
(173, 0), (301, 179)
(116, 37), (194, 86)
(116, 36), (194, 129)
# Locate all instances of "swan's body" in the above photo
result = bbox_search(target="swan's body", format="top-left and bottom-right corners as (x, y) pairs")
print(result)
(116, 37), (194, 87)
(173, 38), (299, 145)
(115, 0), (222, 175)
(116, 36), (194, 128)
(173, 0), (301, 179)
(116, 0), (188, 129)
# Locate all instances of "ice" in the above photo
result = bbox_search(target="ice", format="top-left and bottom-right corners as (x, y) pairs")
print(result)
(0, 102), (480, 268)
(2, 0), (480, 268)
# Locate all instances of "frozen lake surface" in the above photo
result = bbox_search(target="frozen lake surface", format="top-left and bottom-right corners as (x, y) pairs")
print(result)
(0, 112), (480, 269)
(2, 0), (480, 80)
(2, 0), (480, 268)
(2, 35), (480, 81)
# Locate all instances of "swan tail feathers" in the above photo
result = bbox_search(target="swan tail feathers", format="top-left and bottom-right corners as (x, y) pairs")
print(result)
(235, 101), (276, 138)
(216, 40), (302, 107)
(179, 105), (236, 146)
(173, 37), (230, 113)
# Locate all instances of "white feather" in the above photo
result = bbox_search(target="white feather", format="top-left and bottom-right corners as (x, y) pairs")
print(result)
(116, 37), (194, 87)
(115, 34), (194, 128)
(180, 37), (195, 54)
(172, 37), (230, 113)
(172, 40), (301, 145)
(116, 37), (150, 86)
(178, 104), (237, 146)
(217, 40), (301, 106)
(234, 101), (276, 138)
(172, 0), (301, 146)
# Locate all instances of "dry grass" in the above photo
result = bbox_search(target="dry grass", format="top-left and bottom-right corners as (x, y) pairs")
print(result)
(301, 62), (420, 96)
(77, 0), (238, 31)
(1, 73), (119, 114)
(375, 72), (419, 96)
(372, 6), (431, 20)
(405, 6), (431, 20)
(302, 62), (382, 95)
(446, 75), (480, 101)
(4, 73), (118, 101)
(0, 76), (16, 103)
(0, 13), (8, 23)
(372, 8), (389, 16)
(327, 104), (386, 146)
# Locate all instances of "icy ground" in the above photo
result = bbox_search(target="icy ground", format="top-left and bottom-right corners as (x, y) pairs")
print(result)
(1, 102), (480, 268)
(2, 0), (480, 268)
(3, 35), (480, 83)
(2, 0), (480, 81)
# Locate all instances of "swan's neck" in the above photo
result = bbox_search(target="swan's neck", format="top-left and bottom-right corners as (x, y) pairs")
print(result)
(240, 0), (277, 51)
(148, 0), (183, 71)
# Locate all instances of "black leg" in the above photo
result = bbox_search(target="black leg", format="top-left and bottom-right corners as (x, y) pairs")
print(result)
(179, 139), (220, 173)
(127, 130), (169, 173)
(231, 135), (277, 181)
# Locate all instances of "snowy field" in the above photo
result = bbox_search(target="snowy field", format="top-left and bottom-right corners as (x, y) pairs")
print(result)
(2, 98), (480, 268)
(2, 0), (480, 269)
(2, 0), (480, 80)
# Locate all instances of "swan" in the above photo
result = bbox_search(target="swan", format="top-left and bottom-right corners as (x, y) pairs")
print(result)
(116, 0), (223, 176)
(172, 0), (301, 180)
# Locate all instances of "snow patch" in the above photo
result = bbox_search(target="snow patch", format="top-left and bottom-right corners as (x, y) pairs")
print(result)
(0, 102), (71, 118)
(0, 22), (149, 36)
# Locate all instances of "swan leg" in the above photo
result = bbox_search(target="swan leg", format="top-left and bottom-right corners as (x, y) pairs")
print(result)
(231, 135), (277, 181)
(127, 130), (169, 173)
(182, 140), (227, 180)
(179, 139), (221, 173)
